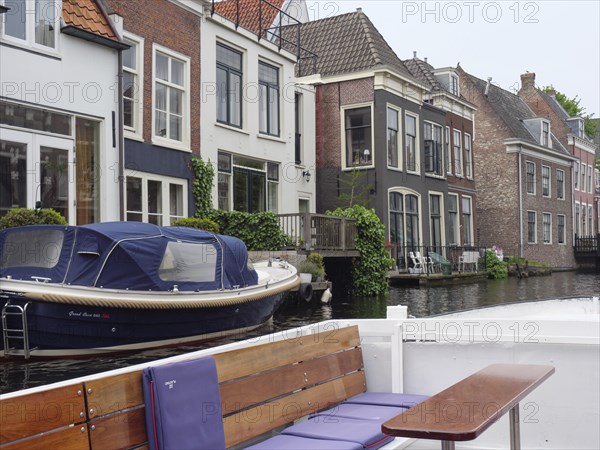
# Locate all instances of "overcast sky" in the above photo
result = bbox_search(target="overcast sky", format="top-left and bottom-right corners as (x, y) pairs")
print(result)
(305, 1), (600, 118)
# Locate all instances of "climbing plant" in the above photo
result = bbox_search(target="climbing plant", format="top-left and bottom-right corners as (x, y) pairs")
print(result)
(190, 156), (215, 218)
(327, 205), (392, 296)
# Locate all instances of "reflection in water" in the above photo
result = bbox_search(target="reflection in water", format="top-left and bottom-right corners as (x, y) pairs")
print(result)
(1, 272), (598, 394)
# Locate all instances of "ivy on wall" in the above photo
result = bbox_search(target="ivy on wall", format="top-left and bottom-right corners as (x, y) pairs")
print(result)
(190, 156), (215, 218)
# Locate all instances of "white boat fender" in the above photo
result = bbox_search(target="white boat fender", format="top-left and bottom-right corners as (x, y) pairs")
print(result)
(321, 288), (332, 304)
(298, 283), (313, 303)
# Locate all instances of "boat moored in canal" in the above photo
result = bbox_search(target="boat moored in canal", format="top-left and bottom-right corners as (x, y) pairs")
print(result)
(0, 222), (299, 358)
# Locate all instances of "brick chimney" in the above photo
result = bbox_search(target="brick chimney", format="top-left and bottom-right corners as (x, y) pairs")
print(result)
(520, 72), (536, 91)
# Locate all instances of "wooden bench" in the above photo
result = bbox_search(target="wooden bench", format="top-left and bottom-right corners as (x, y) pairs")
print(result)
(0, 325), (399, 450)
(382, 364), (555, 449)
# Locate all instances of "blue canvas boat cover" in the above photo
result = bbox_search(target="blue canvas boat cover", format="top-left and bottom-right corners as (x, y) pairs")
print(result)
(0, 222), (258, 292)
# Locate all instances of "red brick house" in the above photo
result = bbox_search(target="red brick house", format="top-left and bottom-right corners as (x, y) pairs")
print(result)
(458, 67), (576, 268)
(518, 72), (599, 239)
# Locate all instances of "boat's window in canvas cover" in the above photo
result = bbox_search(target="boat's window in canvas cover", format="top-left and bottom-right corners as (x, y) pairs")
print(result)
(159, 242), (217, 282)
(1, 230), (64, 269)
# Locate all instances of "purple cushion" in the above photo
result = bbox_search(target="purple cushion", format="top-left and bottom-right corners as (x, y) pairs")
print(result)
(282, 417), (393, 449)
(142, 356), (225, 450)
(345, 392), (429, 409)
(246, 435), (363, 450)
(311, 403), (406, 422)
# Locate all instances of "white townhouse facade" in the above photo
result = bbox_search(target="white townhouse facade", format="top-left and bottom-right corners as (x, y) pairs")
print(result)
(201, 3), (316, 215)
(0, 0), (126, 224)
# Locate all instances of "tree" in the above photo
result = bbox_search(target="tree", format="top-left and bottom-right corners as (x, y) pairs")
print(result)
(542, 86), (598, 138)
(337, 167), (373, 208)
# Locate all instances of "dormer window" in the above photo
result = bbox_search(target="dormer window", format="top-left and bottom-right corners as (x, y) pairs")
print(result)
(449, 74), (459, 96)
(542, 121), (550, 147)
(578, 119), (585, 138)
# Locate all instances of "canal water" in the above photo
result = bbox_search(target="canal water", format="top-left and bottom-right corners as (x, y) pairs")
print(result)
(1, 272), (598, 394)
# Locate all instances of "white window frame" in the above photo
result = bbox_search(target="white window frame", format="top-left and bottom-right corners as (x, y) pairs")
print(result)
(541, 165), (551, 198)
(588, 205), (593, 237)
(557, 214), (566, 245)
(386, 104), (402, 171)
(449, 73), (459, 96)
(447, 193), (460, 246)
(453, 129), (462, 177)
(526, 161), (536, 195)
(556, 168), (565, 200)
(541, 120), (550, 147)
(461, 194), (474, 245)
(527, 210), (537, 244)
(581, 163), (586, 192)
(405, 112), (420, 174)
(464, 133), (473, 179)
(588, 166), (593, 194)
(341, 102), (374, 170)
(445, 126), (451, 175)
(574, 202), (580, 237)
(125, 171), (188, 225)
(428, 191), (446, 247)
(258, 60), (280, 137)
(151, 43), (191, 151)
(388, 187), (423, 248)
(542, 212), (552, 244)
(1, 0), (60, 55)
(574, 162), (579, 190)
(123, 31), (144, 140)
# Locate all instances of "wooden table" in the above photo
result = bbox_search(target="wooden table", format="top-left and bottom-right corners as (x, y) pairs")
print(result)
(382, 364), (555, 450)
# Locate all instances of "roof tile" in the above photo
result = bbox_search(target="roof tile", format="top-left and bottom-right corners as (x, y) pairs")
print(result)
(62, 0), (117, 41)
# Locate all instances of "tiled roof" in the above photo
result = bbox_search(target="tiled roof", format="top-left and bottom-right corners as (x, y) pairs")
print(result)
(213, 0), (285, 36)
(539, 90), (571, 121)
(464, 72), (569, 156)
(62, 0), (118, 41)
(293, 10), (414, 79)
(403, 58), (440, 91)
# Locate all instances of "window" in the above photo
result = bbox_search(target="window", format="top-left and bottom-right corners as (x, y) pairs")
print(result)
(267, 162), (279, 213)
(542, 165), (550, 197)
(159, 242), (217, 283)
(123, 33), (144, 135)
(542, 121), (549, 147)
(444, 127), (451, 174)
(153, 46), (189, 145)
(527, 211), (536, 244)
(526, 161), (536, 194)
(453, 129), (462, 176)
(387, 107), (400, 168)
(1, 229), (64, 269)
(575, 203), (580, 237)
(596, 169), (600, 189)
(574, 162), (579, 190)
(126, 173), (186, 225)
(405, 114), (418, 172)
(588, 167), (593, 194)
(259, 62), (279, 136)
(556, 169), (564, 199)
(2, 0), (58, 49)
(582, 205), (587, 237)
(557, 215), (565, 244)
(295, 93), (302, 164)
(588, 206), (593, 237)
(344, 106), (372, 167)
(217, 152), (232, 211)
(216, 43), (242, 128)
(464, 134), (472, 179)
(388, 191), (420, 256)
(449, 74), (459, 96)
(389, 192), (404, 266)
(542, 213), (551, 244)
(462, 196), (473, 245)
(1, 101), (71, 135)
(0, 140), (27, 216)
(424, 122), (442, 175)
(429, 194), (443, 250)
(581, 164), (586, 192)
(447, 194), (459, 245)
(75, 118), (101, 225)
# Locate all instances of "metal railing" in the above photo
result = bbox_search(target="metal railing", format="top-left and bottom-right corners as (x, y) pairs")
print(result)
(574, 234), (600, 255)
(390, 245), (489, 274)
(278, 213), (357, 251)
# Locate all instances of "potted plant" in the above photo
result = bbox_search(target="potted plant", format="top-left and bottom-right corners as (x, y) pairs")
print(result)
(297, 259), (325, 283)
(306, 252), (326, 281)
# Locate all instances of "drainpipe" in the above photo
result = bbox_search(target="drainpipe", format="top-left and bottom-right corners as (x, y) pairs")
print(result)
(117, 48), (125, 221)
(518, 145), (524, 258)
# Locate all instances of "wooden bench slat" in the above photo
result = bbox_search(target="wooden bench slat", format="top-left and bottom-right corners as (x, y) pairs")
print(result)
(215, 325), (361, 382)
(88, 407), (147, 450)
(221, 347), (364, 415)
(0, 424), (90, 450)
(85, 372), (144, 419)
(223, 370), (367, 447)
(0, 383), (86, 444)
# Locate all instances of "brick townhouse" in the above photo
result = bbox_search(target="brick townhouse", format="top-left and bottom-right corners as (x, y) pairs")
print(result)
(459, 68), (576, 268)
(518, 72), (599, 239)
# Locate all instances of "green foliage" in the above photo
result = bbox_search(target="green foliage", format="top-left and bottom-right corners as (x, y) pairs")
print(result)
(486, 250), (508, 279)
(542, 86), (598, 138)
(338, 167), (373, 208)
(306, 252), (326, 279)
(190, 156), (215, 218)
(0, 208), (67, 229)
(208, 210), (289, 251)
(297, 259), (325, 281)
(171, 217), (220, 233)
(327, 205), (392, 296)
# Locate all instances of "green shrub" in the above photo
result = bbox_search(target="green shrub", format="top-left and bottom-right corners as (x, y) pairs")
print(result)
(486, 250), (508, 279)
(327, 205), (392, 296)
(190, 156), (215, 218)
(306, 252), (326, 278)
(0, 208), (67, 229)
(207, 210), (289, 251)
(297, 259), (325, 281)
(171, 217), (220, 233)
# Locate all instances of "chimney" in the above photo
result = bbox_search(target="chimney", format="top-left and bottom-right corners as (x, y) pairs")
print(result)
(424, 57), (428, 63)
(356, 7), (362, 12)
(520, 72), (536, 91)
(484, 77), (492, 97)
(413, 51), (417, 58)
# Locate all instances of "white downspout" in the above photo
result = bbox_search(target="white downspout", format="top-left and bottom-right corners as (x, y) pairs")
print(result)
(518, 145), (524, 258)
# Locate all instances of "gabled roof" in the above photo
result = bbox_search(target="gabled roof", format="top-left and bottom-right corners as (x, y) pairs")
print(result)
(403, 57), (441, 92)
(295, 10), (414, 79)
(538, 90), (571, 121)
(213, 0), (285, 36)
(62, 0), (119, 42)
(464, 72), (569, 156)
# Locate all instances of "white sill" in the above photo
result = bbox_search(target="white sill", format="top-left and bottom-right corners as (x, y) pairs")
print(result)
(124, 131), (144, 143)
(406, 170), (421, 176)
(425, 173), (445, 179)
(387, 166), (403, 172)
(0, 37), (61, 60)
(215, 122), (250, 135)
(257, 133), (287, 144)
(151, 137), (191, 152)
(342, 164), (374, 171)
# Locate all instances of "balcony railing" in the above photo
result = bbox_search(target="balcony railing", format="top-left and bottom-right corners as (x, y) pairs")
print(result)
(278, 213), (357, 252)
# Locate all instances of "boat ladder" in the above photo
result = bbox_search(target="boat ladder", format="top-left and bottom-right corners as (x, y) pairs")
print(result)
(1, 300), (34, 359)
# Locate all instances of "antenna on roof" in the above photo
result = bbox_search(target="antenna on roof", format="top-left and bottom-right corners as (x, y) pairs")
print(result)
(484, 77), (492, 97)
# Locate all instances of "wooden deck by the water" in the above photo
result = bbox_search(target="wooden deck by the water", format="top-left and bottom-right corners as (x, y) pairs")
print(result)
(389, 271), (487, 286)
